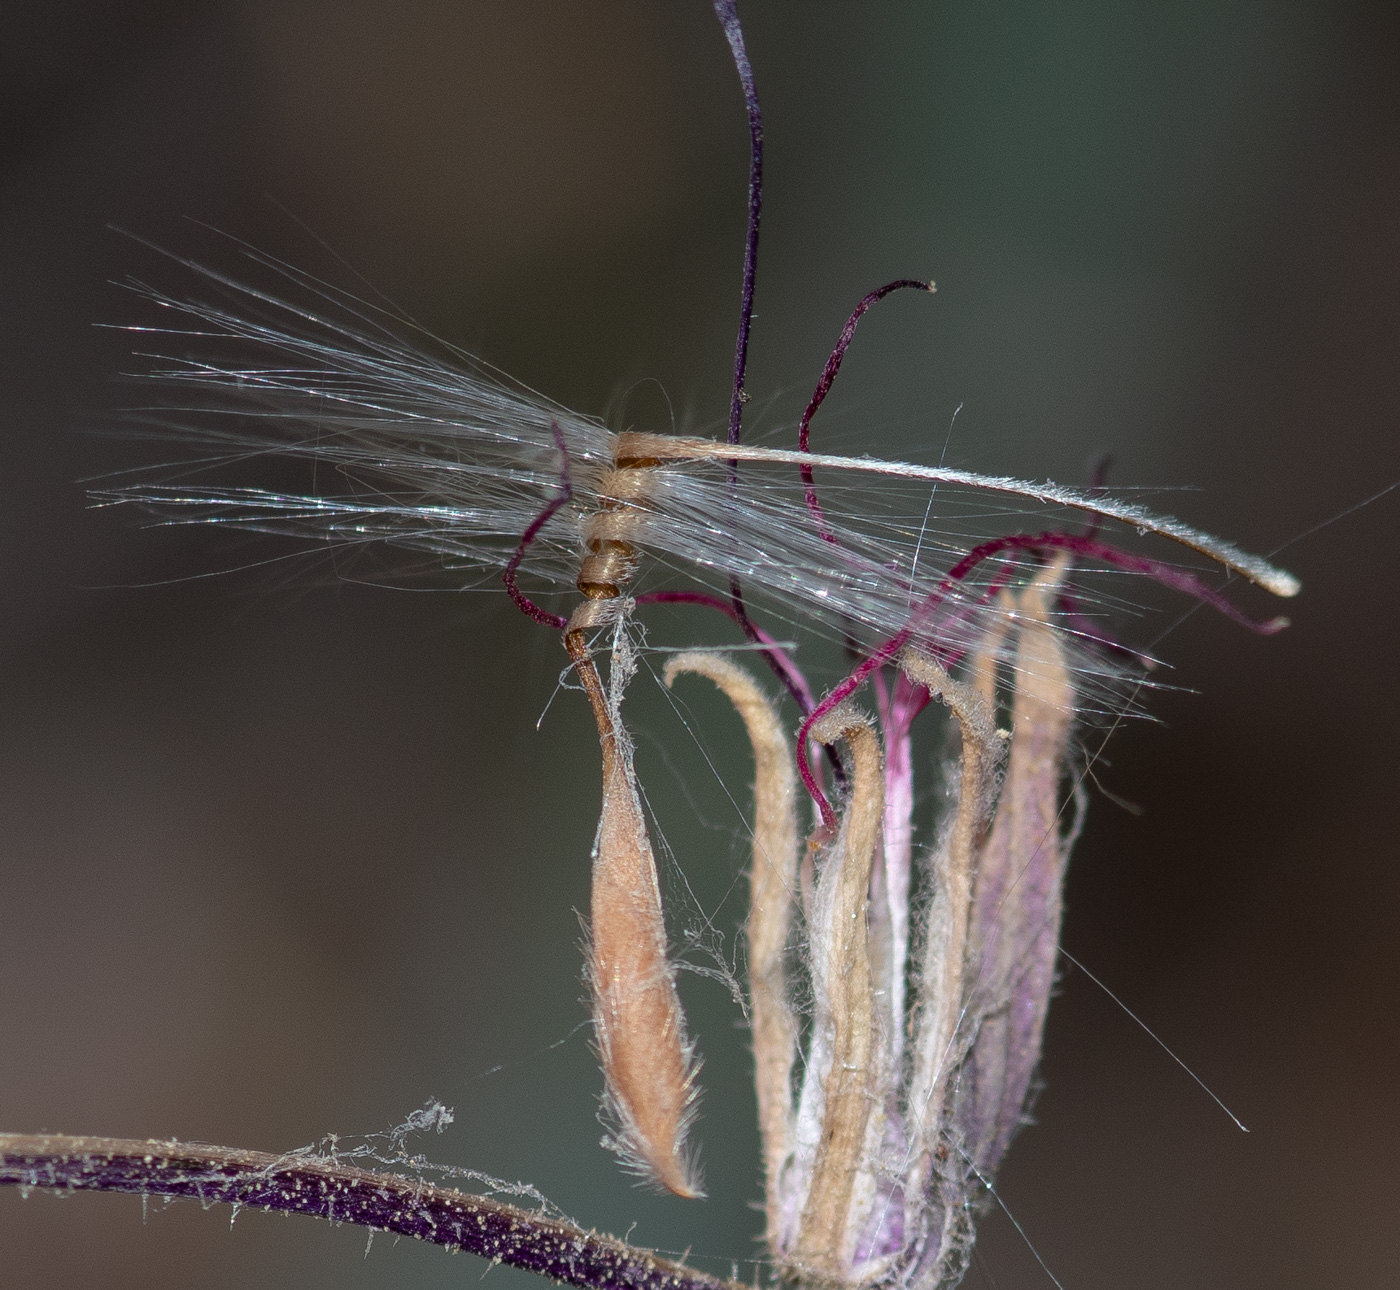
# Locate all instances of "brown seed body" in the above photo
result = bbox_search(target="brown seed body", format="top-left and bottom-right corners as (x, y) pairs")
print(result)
(567, 628), (701, 1200)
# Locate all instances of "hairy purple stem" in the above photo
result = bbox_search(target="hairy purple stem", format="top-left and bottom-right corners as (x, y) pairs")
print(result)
(0, 1134), (741, 1290)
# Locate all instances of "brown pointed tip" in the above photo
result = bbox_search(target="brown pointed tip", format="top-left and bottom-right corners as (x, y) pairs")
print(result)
(634, 1136), (704, 1199)
(658, 1165), (706, 1201)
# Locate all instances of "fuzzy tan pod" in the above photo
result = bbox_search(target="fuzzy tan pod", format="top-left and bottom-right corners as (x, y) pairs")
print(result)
(568, 630), (701, 1199)
(664, 652), (799, 1239)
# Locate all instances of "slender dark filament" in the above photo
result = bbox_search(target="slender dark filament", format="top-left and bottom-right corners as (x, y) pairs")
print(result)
(0, 1134), (740, 1290)
(710, 1), (788, 702)
(502, 419), (571, 629)
(712, 0), (763, 453)
(798, 279), (936, 542)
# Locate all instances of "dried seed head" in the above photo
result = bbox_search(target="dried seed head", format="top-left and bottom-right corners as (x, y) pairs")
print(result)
(89, 3), (1302, 1280)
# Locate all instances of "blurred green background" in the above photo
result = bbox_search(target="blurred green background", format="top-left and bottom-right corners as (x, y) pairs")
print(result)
(1, 1), (1397, 1287)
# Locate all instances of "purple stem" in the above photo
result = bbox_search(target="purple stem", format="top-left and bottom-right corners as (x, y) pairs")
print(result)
(797, 279), (935, 542)
(710, 1), (767, 658)
(712, 0), (762, 454)
(0, 1134), (741, 1290)
(502, 419), (571, 630)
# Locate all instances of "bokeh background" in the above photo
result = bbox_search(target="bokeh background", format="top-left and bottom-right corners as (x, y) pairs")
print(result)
(2, 2), (1398, 1287)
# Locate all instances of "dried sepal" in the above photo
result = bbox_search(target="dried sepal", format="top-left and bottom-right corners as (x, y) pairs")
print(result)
(788, 704), (885, 1283)
(737, 555), (1087, 1290)
(885, 555), (1077, 1290)
(958, 554), (1077, 1176)
(566, 628), (702, 1199)
(663, 652), (799, 1239)
(899, 648), (1004, 1174)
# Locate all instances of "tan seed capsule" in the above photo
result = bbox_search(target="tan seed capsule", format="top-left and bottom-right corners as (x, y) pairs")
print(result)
(567, 628), (702, 1200)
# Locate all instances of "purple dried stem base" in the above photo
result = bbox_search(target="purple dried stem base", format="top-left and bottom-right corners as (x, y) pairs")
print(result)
(0, 1133), (743, 1290)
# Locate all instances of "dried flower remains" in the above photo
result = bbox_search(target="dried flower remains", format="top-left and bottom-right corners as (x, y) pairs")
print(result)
(84, 3), (1301, 1288)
